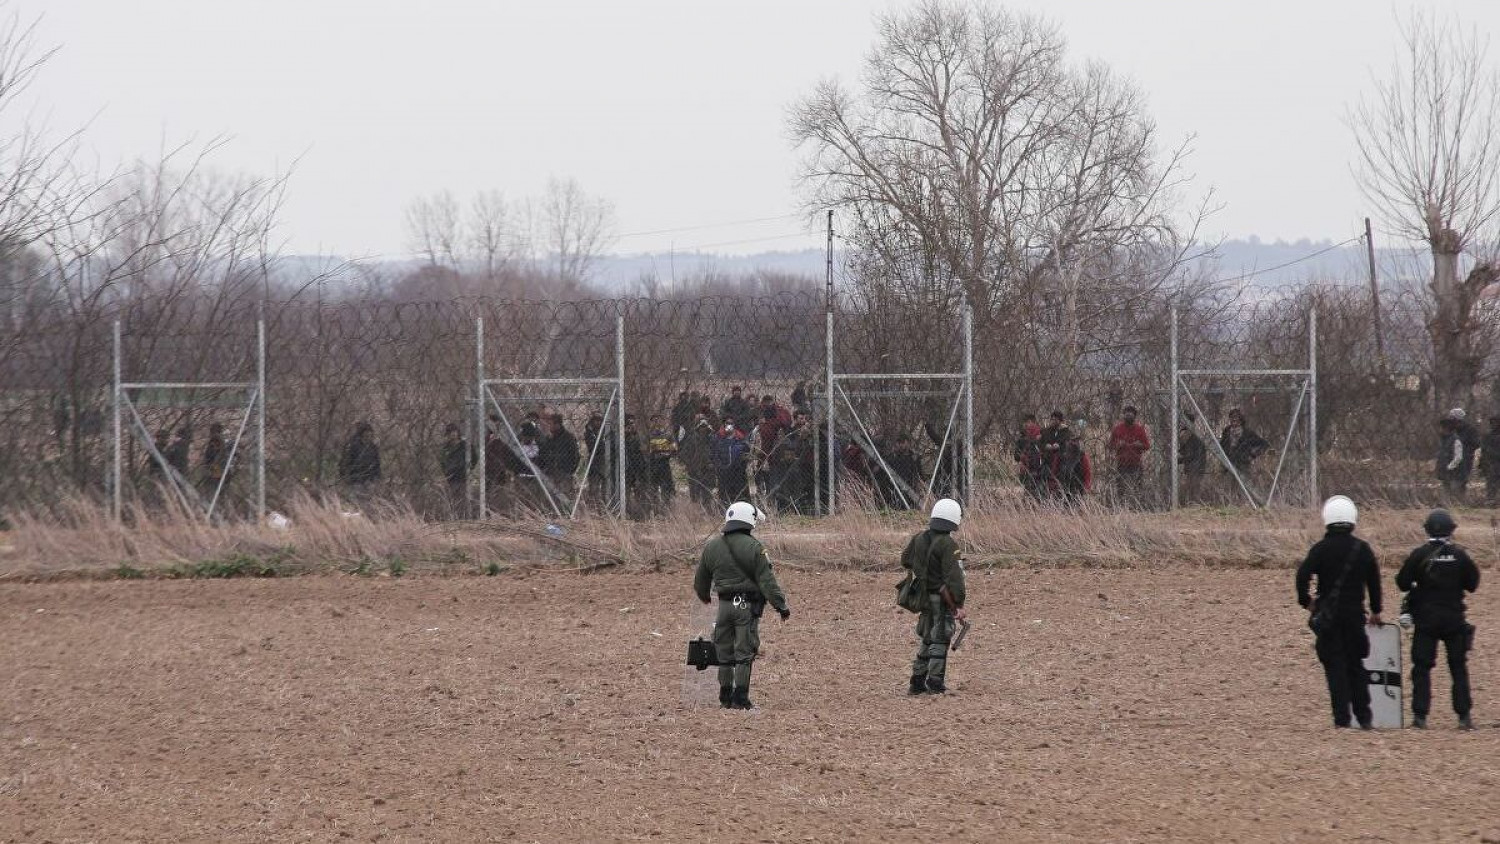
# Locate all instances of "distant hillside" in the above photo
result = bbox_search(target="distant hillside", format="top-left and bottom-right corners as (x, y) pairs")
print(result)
(274, 239), (1440, 297)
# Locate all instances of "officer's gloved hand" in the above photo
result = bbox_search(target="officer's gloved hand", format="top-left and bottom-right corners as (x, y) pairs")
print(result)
(777, 607), (791, 621)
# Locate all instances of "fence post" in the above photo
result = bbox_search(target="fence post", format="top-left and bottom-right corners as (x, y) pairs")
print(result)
(616, 313), (627, 520)
(962, 301), (974, 505)
(256, 316), (266, 521)
(1169, 307), (1179, 511)
(1308, 307), (1318, 508)
(475, 316), (486, 520)
(112, 319), (122, 521)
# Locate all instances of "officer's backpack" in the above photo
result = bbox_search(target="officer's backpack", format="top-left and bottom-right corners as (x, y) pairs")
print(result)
(895, 532), (930, 613)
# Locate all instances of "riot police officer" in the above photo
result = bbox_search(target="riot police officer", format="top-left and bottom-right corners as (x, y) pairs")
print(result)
(904, 498), (967, 695)
(692, 502), (790, 709)
(1295, 495), (1383, 729)
(1396, 509), (1480, 729)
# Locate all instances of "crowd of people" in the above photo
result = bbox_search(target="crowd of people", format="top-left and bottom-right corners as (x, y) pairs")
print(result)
(318, 392), (1500, 516)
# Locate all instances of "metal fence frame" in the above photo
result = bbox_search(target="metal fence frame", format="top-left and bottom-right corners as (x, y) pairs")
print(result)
(1169, 307), (1318, 510)
(824, 302), (974, 514)
(111, 318), (266, 521)
(474, 314), (627, 520)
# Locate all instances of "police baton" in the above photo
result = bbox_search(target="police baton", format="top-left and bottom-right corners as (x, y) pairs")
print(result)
(951, 618), (972, 651)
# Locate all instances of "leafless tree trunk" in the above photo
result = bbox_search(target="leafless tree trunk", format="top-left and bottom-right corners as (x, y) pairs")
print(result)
(541, 176), (615, 282)
(1352, 10), (1500, 411)
(404, 191), (462, 269)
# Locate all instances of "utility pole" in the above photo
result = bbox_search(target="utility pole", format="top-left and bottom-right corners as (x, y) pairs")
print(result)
(1365, 217), (1387, 374)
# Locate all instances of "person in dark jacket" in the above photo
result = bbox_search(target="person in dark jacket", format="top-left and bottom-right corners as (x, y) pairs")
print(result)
(1220, 408), (1268, 476)
(693, 502), (790, 709)
(1177, 413), (1208, 504)
(146, 428), (170, 477)
(164, 426), (193, 477)
(583, 411), (616, 509)
(720, 386), (753, 431)
(440, 422), (469, 504)
(1013, 416), (1046, 501)
(711, 422), (750, 506)
(646, 414), (677, 512)
(339, 422), (381, 492)
(1436, 417), (1473, 503)
(199, 422), (228, 495)
(884, 434), (923, 509)
(537, 413), (579, 500)
(1479, 415), (1500, 505)
(1295, 495), (1383, 729)
(1396, 509), (1480, 729)
(679, 414), (718, 511)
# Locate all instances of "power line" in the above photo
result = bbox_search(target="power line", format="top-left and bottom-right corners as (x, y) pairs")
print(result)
(1213, 236), (1365, 284)
(663, 231), (819, 252)
(613, 213), (805, 241)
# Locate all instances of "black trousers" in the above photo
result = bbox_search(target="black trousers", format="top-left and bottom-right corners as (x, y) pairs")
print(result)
(1314, 620), (1372, 727)
(1411, 620), (1472, 718)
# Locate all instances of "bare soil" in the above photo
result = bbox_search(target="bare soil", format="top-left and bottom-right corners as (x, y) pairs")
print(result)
(2, 566), (1498, 843)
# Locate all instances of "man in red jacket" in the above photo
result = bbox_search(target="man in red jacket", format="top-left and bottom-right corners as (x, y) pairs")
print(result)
(1107, 405), (1151, 507)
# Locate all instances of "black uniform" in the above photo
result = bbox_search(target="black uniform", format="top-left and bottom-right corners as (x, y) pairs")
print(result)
(1295, 528), (1383, 728)
(1396, 539), (1480, 721)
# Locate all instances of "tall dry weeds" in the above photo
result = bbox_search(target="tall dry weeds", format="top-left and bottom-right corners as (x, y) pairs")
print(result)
(3, 493), (1494, 581)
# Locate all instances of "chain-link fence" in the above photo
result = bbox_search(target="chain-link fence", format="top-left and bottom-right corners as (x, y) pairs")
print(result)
(0, 285), (1483, 519)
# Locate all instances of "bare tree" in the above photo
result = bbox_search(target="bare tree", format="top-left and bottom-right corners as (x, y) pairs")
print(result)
(541, 176), (615, 282)
(403, 190), (462, 269)
(1353, 11), (1500, 410)
(796, 3), (1198, 305)
(468, 188), (513, 279)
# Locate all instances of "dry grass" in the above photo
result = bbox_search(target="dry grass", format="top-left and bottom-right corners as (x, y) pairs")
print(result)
(2, 491), (1495, 581)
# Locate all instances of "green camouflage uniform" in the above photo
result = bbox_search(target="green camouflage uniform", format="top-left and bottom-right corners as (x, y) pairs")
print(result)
(693, 529), (788, 704)
(905, 529), (966, 689)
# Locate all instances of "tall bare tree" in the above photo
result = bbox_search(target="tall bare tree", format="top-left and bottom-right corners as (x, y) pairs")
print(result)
(403, 190), (462, 269)
(1353, 11), (1500, 411)
(790, 0), (1200, 357)
(541, 176), (615, 282)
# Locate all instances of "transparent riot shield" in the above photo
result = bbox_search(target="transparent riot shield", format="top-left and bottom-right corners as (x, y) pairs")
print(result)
(680, 597), (719, 707)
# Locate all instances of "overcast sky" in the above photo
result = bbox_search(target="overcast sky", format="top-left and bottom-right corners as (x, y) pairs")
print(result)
(17, 0), (1500, 259)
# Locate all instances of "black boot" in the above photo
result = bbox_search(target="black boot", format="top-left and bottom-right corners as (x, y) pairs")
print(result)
(732, 687), (755, 710)
(718, 685), (734, 709)
(908, 675), (927, 696)
(925, 677), (947, 694)
(1412, 714), (1427, 729)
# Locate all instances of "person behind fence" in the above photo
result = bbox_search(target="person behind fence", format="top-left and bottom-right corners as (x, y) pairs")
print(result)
(583, 411), (615, 508)
(1012, 415), (1046, 501)
(693, 502), (790, 710)
(199, 422), (228, 495)
(885, 433), (922, 509)
(1107, 405), (1151, 504)
(647, 414), (677, 511)
(1050, 422), (1092, 503)
(146, 427), (170, 477)
(712, 420), (750, 506)
(165, 426), (193, 478)
(537, 413), (579, 501)
(1039, 410), (1067, 477)
(440, 422), (468, 507)
(679, 413), (717, 511)
(1296, 495), (1383, 730)
(1436, 416), (1473, 504)
(339, 421), (381, 496)
(1449, 407), (1482, 455)
(903, 498), (967, 695)
(1396, 508), (1479, 730)
(670, 390), (695, 441)
(1177, 413), (1207, 505)
(721, 386), (752, 430)
(771, 410), (814, 511)
(1480, 415), (1500, 505)
(623, 414), (648, 516)
(1220, 408), (1268, 481)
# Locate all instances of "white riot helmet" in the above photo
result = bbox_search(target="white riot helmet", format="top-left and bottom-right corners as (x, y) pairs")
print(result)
(930, 498), (963, 531)
(723, 501), (765, 532)
(1321, 495), (1358, 528)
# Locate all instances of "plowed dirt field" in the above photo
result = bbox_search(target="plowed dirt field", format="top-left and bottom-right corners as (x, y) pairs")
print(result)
(3, 567), (1497, 842)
